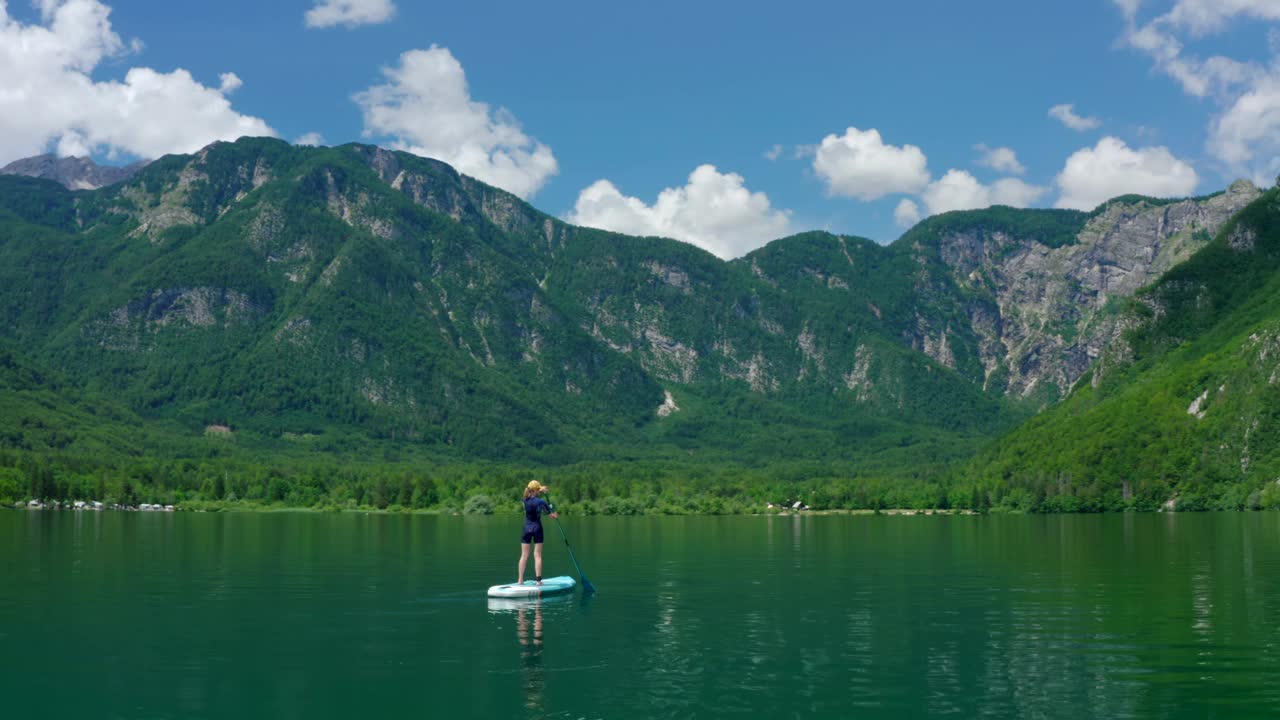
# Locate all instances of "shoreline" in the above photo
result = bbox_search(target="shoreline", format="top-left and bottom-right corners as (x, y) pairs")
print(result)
(6, 502), (1251, 517)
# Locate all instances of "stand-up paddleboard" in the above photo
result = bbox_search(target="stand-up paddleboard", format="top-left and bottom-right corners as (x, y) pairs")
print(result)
(487, 576), (576, 598)
(486, 593), (575, 613)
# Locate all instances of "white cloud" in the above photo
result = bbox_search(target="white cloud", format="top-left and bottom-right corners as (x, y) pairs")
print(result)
(305, 0), (396, 28)
(1116, 0), (1280, 180)
(764, 144), (783, 161)
(566, 165), (792, 259)
(921, 170), (1048, 215)
(0, 1), (274, 164)
(1054, 137), (1199, 210)
(1126, 21), (1257, 98)
(218, 72), (242, 93)
(1114, 0), (1143, 21)
(1165, 0), (1280, 35)
(1134, 124), (1161, 140)
(811, 127), (930, 200)
(1209, 74), (1280, 184)
(922, 171), (988, 215)
(295, 132), (326, 147)
(974, 144), (1026, 174)
(1115, 0), (1280, 36)
(992, 177), (1050, 207)
(353, 46), (557, 199)
(809, 129), (1044, 223)
(894, 198), (922, 227)
(1049, 104), (1102, 131)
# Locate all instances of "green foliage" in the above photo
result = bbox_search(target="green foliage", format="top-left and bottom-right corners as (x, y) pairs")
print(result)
(962, 189), (1280, 511)
(463, 493), (495, 515)
(0, 137), (1029, 472)
(898, 205), (1089, 250)
(0, 466), (22, 505)
(0, 176), (76, 231)
(1089, 190), (1224, 217)
(0, 137), (1271, 515)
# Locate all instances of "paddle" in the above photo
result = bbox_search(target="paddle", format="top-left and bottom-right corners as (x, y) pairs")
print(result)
(546, 495), (596, 594)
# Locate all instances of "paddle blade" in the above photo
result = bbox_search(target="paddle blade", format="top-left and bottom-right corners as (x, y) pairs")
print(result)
(582, 576), (597, 594)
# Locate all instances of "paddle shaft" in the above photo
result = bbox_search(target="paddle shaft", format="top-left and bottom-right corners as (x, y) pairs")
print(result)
(546, 496), (596, 593)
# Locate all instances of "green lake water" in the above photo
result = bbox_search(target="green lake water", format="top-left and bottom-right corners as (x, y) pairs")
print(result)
(3, 510), (1280, 719)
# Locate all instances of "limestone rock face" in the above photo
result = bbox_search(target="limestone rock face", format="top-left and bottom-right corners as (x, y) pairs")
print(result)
(346, 144), (1263, 409)
(917, 180), (1262, 400)
(2, 136), (1269, 457)
(0, 154), (147, 190)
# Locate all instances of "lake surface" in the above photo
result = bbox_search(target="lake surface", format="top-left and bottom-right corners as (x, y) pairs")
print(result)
(3, 510), (1280, 719)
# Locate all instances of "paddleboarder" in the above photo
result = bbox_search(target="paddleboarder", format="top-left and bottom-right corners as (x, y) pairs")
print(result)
(518, 481), (557, 585)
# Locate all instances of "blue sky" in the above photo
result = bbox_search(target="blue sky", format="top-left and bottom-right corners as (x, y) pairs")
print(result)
(2, 0), (1278, 257)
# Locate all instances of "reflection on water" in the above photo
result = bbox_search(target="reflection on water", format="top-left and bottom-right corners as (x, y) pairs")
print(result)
(518, 602), (544, 715)
(5, 511), (1280, 718)
(487, 595), (580, 719)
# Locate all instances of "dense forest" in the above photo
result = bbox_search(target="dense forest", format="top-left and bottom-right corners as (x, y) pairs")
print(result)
(1, 139), (1276, 514)
(956, 187), (1280, 513)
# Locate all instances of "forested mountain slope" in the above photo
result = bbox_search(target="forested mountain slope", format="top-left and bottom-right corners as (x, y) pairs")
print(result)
(0, 137), (1266, 510)
(966, 188), (1280, 511)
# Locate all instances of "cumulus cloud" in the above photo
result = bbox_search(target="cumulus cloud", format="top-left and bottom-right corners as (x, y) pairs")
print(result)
(218, 72), (243, 93)
(921, 170), (1048, 216)
(1115, 0), (1280, 180)
(807, 128), (1044, 224)
(295, 132), (326, 147)
(305, 0), (396, 28)
(354, 46), (557, 199)
(0, 0), (274, 164)
(1209, 75), (1280, 184)
(974, 144), (1026, 174)
(811, 127), (930, 200)
(1114, 0), (1143, 21)
(1049, 104), (1102, 131)
(566, 165), (792, 259)
(1126, 21), (1256, 98)
(1165, 0), (1280, 35)
(1054, 137), (1199, 210)
(763, 144), (783, 161)
(894, 198), (922, 227)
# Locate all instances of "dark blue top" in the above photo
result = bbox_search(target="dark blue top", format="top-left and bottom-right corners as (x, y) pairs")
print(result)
(523, 497), (551, 532)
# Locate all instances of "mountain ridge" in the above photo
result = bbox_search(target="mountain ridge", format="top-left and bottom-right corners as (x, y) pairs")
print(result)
(0, 136), (1270, 511)
(0, 153), (148, 191)
(967, 186), (1280, 511)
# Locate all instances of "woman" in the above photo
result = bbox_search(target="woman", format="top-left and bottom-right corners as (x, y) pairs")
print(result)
(518, 480), (557, 585)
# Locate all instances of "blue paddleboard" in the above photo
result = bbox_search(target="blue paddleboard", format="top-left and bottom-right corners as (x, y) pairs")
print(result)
(487, 575), (576, 598)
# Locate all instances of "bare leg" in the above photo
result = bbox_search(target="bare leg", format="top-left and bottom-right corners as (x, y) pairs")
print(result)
(518, 543), (531, 583)
(534, 543), (543, 584)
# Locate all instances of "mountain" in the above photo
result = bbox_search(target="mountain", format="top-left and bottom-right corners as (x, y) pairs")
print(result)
(0, 344), (157, 457)
(0, 139), (1014, 464)
(884, 181), (1261, 402)
(966, 186), (1280, 511)
(0, 136), (1266, 508)
(0, 154), (148, 190)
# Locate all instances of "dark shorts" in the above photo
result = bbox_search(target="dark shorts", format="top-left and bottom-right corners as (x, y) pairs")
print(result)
(521, 526), (544, 544)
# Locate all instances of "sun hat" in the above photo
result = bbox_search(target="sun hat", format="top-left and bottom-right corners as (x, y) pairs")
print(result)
(527, 480), (545, 491)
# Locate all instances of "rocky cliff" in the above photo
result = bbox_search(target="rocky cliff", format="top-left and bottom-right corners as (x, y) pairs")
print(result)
(970, 186), (1280, 507)
(0, 136), (1265, 463)
(903, 180), (1261, 401)
(0, 154), (147, 190)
